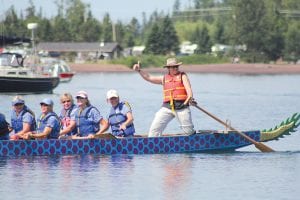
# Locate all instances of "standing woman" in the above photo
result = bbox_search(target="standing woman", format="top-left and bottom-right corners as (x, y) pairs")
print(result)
(133, 58), (195, 137)
(73, 90), (107, 138)
(25, 98), (61, 140)
(10, 96), (36, 140)
(58, 93), (78, 137)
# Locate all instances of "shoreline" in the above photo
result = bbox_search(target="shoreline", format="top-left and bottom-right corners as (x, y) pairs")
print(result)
(69, 63), (300, 74)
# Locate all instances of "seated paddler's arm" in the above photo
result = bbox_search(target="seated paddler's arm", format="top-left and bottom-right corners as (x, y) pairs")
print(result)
(17, 122), (31, 138)
(182, 73), (193, 105)
(120, 112), (134, 131)
(28, 127), (52, 139)
(93, 119), (109, 138)
(133, 62), (163, 84)
(59, 120), (76, 136)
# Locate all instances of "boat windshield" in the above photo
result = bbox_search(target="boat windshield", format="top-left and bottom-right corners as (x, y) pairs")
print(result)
(0, 53), (23, 67)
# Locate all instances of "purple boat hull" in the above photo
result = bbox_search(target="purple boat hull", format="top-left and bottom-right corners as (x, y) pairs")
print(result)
(0, 130), (260, 156)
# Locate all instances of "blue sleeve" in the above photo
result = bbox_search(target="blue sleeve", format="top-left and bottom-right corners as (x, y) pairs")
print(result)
(122, 103), (132, 115)
(47, 116), (59, 129)
(70, 107), (78, 121)
(22, 112), (35, 125)
(88, 108), (103, 123)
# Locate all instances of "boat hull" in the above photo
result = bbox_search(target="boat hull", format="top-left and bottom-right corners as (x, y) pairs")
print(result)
(0, 131), (260, 156)
(59, 72), (74, 83)
(0, 76), (59, 93)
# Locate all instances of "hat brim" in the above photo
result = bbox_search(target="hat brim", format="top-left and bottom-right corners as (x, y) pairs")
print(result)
(12, 101), (24, 106)
(107, 95), (119, 99)
(40, 102), (52, 106)
(76, 95), (87, 99)
(163, 62), (182, 68)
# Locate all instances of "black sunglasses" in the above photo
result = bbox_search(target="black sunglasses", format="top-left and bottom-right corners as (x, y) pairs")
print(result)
(14, 103), (24, 106)
(167, 66), (179, 69)
(76, 96), (86, 100)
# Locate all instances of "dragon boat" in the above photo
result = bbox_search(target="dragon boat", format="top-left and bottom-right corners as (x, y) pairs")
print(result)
(0, 113), (299, 156)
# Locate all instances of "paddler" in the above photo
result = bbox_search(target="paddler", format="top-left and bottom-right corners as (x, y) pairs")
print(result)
(133, 57), (195, 137)
(90, 89), (135, 138)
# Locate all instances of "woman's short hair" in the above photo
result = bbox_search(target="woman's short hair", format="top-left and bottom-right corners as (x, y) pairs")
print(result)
(60, 93), (74, 104)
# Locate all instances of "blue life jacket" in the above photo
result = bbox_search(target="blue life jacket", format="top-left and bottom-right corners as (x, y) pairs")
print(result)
(75, 105), (99, 136)
(0, 113), (10, 139)
(59, 104), (77, 135)
(37, 112), (61, 139)
(108, 102), (135, 137)
(11, 106), (36, 133)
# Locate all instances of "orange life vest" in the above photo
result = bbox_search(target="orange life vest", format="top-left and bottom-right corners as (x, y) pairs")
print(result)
(163, 72), (188, 103)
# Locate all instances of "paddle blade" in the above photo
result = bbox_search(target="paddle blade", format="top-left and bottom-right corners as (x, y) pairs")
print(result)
(255, 142), (275, 152)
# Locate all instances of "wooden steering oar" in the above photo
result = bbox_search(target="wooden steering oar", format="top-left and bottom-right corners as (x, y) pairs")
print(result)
(192, 103), (274, 152)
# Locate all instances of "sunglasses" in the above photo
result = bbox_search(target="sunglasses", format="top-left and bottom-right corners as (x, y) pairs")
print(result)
(14, 103), (24, 106)
(167, 66), (179, 69)
(76, 96), (86, 100)
(62, 100), (71, 103)
(40, 103), (49, 107)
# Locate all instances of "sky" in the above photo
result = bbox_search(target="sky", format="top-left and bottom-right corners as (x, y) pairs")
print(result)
(1, 0), (193, 22)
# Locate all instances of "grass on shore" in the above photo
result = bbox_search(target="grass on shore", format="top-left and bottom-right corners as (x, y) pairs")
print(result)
(108, 54), (230, 68)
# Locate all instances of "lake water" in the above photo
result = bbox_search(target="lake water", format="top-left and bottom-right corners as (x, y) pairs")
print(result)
(0, 72), (300, 200)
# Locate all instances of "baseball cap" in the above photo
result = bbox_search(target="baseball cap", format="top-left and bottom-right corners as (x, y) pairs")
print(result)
(106, 89), (119, 99)
(40, 98), (54, 106)
(12, 96), (25, 106)
(76, 90), (88, 99)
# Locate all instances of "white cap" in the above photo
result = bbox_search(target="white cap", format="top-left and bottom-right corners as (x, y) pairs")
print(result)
(106, 89), (119, 99)
(76, 90), (88, 99)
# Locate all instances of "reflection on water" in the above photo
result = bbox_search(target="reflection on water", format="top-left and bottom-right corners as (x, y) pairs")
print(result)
(0, 73), (300, 199)
(0, 152), (299, 200)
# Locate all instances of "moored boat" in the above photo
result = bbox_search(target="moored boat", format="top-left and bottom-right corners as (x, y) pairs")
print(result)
(0, 52), (59, 93)
(1, 113), (299, 156)
(40, 57), (75, 83)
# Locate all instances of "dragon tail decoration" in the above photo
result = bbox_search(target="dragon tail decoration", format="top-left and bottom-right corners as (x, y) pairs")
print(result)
(260, 113), (300, 142)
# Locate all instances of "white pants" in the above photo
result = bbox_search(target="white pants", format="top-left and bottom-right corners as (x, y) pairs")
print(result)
(148, 106), (195, 137)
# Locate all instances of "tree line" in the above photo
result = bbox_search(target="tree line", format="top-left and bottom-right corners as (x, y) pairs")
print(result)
(1, 0), (299, 63)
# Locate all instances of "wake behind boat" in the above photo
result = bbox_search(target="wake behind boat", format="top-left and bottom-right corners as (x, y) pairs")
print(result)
(1, 113), (299, 156)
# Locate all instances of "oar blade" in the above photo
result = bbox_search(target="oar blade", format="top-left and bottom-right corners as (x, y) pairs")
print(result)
(255, 142), (275, 152)
(192, 104), (276, 152)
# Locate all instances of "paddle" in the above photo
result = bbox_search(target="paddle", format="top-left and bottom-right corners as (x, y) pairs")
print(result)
(191, 102), (274, 152)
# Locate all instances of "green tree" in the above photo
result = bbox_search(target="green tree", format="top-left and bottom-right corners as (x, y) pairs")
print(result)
(232, 0), (270, 61)
(80, 11), (102, 42)
(38, 18), (54, 42)
(52, 16), (71, 41)
(25, 0), (36, 19)
(191, 24), (211, 54)
(122, 17), (140, 47)
(212, 19), (226, 44)
(284, 22), (300, 62)
(102, 13), (113, 42)
(173, 0), (181, 11)
(2, 6), (24, 36)
(144, 23), (162, 54)
(144, 16), (179, 55)
(160, 15), (180, 55)
(114, 21), (125, 45)
(233, 0), (268, 51)
(65, 0), (87, 41)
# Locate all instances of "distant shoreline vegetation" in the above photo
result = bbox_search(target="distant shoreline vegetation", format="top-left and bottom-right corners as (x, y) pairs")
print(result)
(1, 0), (299, 64)
(109, 54), (229, 68)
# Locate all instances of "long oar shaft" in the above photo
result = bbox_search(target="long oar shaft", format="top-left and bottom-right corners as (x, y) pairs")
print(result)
(193, 104), (274, 152)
